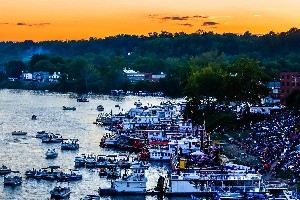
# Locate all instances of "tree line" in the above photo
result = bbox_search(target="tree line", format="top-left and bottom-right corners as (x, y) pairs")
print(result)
(0, 28), (300, 107)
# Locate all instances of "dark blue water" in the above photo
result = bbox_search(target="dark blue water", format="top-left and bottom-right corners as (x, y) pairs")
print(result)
(0, 89), (192, 200)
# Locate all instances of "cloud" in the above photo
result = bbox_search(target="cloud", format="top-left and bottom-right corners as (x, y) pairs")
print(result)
(202, 21), (219, 26)
(178, 23), (193, 27)
(162, 16), (189, 21)
(16, 22), (50, 27)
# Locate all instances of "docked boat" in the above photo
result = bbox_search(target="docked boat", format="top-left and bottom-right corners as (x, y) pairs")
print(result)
(0, 165), (11, 175)
(4, 171), (22, 186)
(215, 192), (245, 199)
(97, 105), (104, 111)
(45, 149), (58, 159)
(50, 181), (71, 199)
(62, 106), (76, 111)
(85, 154), (96, 168)
(12, 130), (27, 136)
(74, 154), (86, 167)
(98, 165), (149, 195)
(25, 168), (37, 178)
(61, 138), (79, 150)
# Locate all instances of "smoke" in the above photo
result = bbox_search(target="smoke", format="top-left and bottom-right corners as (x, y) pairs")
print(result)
(21, 47), (49, 61)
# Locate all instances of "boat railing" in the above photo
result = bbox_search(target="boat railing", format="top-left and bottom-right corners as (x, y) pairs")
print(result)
(175, 173), (261, 181)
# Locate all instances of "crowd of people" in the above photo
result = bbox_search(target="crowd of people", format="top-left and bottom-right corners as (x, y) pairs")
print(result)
(233, 111), (300, 183)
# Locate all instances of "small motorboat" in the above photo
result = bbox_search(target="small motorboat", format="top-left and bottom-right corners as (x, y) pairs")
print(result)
(98, 168), (108, 177)
(50, 180), (71, 199)
(85, 154), (96, 168)
(0, 165), (11, 175)
(77, 96), (89, 102)
(45, 149), (58, 159)
(4, 171), (22, 186)
(12, 130), (27, 136)
(61, 138), (79, 150)
(42, 133), (63, 143)
(82, 195), (100, 200)
(74, 154), (86, 167)
(25, 168), (37, 178)
(97, 105), (104, 111)
(63, 106), (76, 111)
(31, 115), (37, 120)
(36, 131), (49, 138)
(57, 169), (82, 181)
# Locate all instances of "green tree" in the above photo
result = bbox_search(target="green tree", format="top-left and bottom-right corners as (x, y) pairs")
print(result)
(184, 65), (225, 106)
(5, 60), (27, 78)
(224, 57), (269, 104)
(29, 54), (49, 71)
(286, 90), (300, 111)
(32, 60), (57, 73)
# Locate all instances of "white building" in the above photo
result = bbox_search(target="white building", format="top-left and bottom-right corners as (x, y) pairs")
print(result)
(123, 68), (145, 83)
(20, 72), (32, 80)
(49, 72), (61, 82)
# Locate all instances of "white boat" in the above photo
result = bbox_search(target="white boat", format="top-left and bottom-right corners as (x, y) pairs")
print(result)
(12, 130), (27, 135)
(148, 137), (201, 161)
(45, 149), (58, 158)
(99, 165), (149, 195)
(4, 171), (22, 186)
(166, 168), (264, 195)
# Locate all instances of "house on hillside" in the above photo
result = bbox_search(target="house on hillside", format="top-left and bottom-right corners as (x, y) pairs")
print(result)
(20, 72), (33, 80)
(32, 71), (50, 82)
(49, 72), (61, 82)
(123, 68), (145, 83)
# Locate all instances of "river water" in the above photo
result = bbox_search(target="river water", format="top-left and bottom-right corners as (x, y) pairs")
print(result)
(0, 89), (190, 200)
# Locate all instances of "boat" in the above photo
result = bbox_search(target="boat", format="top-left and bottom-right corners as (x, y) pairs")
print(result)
(36, 131), (49, 138)
(77, 96), (89, 102)
(63, 106), (76, 111)
(12, 130), (27, 135)
(31, 115), (37, 120)
(41, 133), (63, 143)
(0, 165), (11, 175)
(61, 138), (79, 150)
(57, 169), (82, 181)
(74, 154), (86, 167)
(97, 105), (104, 111)
(98, 165), (149, 195)
(50, 180), (71, 199)
(215, 192), (245, 199)
(4, 171), (22, 186)
(25, 168), (37, 178)
(45, 149), (58, 159)
(85, 154), (96, 168)
(81, 194), (100, 200)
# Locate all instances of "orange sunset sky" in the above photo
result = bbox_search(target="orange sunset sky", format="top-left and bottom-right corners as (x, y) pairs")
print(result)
(1, 0), (300, 41)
